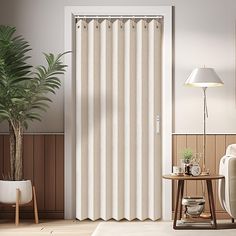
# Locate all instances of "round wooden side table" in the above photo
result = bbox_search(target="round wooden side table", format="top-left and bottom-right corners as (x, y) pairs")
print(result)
(163, 174), (224, 230)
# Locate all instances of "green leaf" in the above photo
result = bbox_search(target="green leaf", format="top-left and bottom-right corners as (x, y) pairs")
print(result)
(0, 25), (69, 130)
(11, 97), (25, 103)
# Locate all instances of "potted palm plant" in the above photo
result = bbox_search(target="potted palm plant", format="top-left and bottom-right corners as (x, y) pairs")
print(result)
(0, 25), (67, 205)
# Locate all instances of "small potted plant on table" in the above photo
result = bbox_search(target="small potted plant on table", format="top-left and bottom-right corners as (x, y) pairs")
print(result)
(0, 25), (67, 225)
(181, 148), (193, 175)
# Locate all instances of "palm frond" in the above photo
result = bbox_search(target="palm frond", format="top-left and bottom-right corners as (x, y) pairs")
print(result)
(0, 25), (69, 127)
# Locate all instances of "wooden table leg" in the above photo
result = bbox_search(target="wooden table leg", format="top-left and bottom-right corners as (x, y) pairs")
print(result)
(206, 181), (213, 221)
(173, 180), (183, 229)
(206, 180), (217, 229)
(15, 188), (20, 226)
(179, 180), (185, 220)
(33, 186), (39, 224)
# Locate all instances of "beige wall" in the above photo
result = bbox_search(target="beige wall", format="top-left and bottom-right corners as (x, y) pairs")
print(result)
(0, 0), (236, 133)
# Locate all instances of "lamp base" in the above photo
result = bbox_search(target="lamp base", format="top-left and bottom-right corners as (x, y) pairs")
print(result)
(201, 171), (210, 176)
(201, 168), (210, 176)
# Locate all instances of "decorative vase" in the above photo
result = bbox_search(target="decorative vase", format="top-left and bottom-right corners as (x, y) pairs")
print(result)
(181, 160), (192, 175)
(0, 180), (32, 204)
(184, 163), (192, 175)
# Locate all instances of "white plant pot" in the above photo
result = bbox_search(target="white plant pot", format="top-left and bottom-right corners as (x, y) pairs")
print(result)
(0, 180), (32, 204)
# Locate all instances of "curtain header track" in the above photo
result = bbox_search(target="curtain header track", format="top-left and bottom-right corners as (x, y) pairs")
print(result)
(75, 15), (163, 19)
(75, 15), (163, 24)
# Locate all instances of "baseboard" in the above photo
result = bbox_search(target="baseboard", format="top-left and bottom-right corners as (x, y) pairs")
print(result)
(0, 211), (64, 219)
(215, 211), (232, 219)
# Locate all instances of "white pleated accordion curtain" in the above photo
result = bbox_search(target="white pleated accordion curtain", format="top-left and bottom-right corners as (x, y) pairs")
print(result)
(76, 17), (162, 221)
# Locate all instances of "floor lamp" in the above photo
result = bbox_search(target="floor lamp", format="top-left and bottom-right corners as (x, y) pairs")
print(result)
(185, 68), (223, 175)
(185, 68), (223, 218)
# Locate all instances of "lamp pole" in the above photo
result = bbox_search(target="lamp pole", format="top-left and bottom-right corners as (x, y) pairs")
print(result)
(200, 87), (212, 218)
(202, 87), (208, 174)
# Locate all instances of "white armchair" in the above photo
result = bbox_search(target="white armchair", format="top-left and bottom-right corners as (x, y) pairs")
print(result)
(219, 144), (236, 221)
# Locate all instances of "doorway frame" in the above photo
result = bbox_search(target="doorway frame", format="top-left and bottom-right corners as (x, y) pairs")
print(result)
(64, 6), (172, 220)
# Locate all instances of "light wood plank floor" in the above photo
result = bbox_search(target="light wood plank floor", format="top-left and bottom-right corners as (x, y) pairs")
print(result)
(0, 219), (100, 236)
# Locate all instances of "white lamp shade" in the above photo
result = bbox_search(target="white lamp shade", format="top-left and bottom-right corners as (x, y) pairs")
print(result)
(185, 68), (223, 87)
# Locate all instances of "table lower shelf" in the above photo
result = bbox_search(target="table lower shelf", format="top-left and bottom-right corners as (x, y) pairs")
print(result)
(175, 219), (217, 230)
(174, 220), (236, 230)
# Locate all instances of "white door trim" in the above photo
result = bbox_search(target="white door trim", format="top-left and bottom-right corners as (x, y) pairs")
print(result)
(64, 6), (172, 220)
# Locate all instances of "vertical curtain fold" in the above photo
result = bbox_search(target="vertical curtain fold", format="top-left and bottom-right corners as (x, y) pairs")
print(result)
(112, 20), (125, 220)
(148, 19), (162, 220)
(153, 20), (162, 220)
(76, 19), (88, 220)
(76, 18), (162, 221)
(136, 19), (149, 220)
(124, 19), (137, 221)
(100, 19), (113, 220)
(87, 20), (101, 220)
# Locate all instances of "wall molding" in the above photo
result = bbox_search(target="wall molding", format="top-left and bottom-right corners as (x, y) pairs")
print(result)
(0, 132), (64, 135)
(0, 211), (64, 219)
(0, 134), (64, 220)
(173, 133), (236, 135)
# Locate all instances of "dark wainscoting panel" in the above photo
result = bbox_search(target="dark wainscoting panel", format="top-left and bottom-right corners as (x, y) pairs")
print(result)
(0, 134), (64, 219)
(172, 134), (236, 219)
